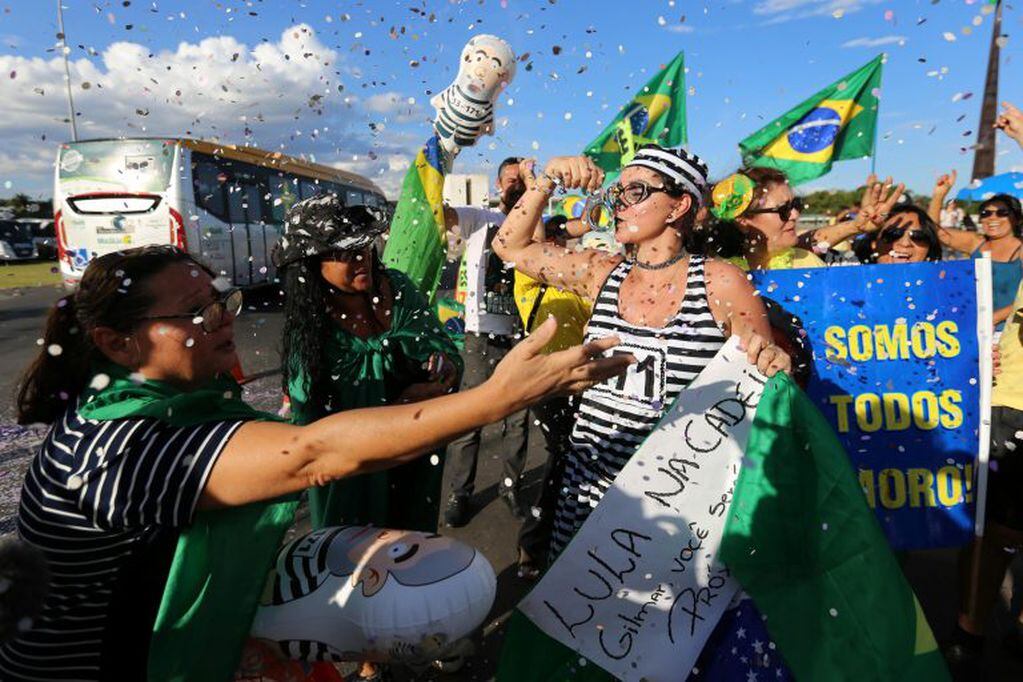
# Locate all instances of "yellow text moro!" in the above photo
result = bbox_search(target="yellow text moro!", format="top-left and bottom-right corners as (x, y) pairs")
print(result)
(829, 389), (963, 433)
(859, 465), (974, 510)
(824, 321), (961, 362)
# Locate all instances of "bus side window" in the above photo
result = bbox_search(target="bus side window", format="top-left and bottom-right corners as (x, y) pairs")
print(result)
(192, 158), (228, 221)
(298, 179), (319, 200)
(346, 187), (366, 207)
(268, 174), (297, 223)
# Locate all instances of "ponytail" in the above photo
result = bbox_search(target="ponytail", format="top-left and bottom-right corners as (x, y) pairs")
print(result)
(15, 295), (98, 425)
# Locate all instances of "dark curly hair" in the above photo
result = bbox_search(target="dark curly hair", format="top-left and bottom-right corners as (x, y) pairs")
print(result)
(280, 248), (386, 419)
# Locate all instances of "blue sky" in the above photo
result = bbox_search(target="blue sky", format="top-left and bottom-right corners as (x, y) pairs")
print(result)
(0, 0), (1021, 200)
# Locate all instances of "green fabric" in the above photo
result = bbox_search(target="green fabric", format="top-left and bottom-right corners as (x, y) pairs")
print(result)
(738, 55), (882, 185)
(289, 269), (461, 531)
(496, 373), (947, 681)
(382, 135), (448, 302)
(719, 373), (949, 681)
(78, 363), (298, 682)
(584, 51), (687, 172)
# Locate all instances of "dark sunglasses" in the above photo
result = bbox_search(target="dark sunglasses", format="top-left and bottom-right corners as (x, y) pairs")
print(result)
(879, 226), (932, 246)
(139, 288), (243, 333)
(321, 246), (372, 263)
(980, 208), (1011, 219)
(747, 197), (804, 222)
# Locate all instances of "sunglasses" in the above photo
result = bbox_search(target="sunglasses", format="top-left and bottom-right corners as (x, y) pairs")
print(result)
(980, 208), (1011, 219)
(321, 246), (373, 263)
(879, 226), (932, 246)
(747, 197), (804, 222)
(140, 288), (243, 333)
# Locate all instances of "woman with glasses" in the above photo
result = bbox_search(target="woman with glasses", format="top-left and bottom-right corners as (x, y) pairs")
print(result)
(275, 196), (462, 538)
(493, 145), (790, 554)
(931, 175), (1023, 330)
(493, 146), (792, 676)
(855, 205), (944, 264)
(3, 245), (630, 681)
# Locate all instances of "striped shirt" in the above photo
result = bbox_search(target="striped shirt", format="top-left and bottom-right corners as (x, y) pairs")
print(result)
(0, 402), (244, 682)
(434, 84), (494, 147)
(550, 256), (726, 554)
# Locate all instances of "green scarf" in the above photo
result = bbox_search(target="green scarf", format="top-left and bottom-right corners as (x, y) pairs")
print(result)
(79, 364), (298, 682)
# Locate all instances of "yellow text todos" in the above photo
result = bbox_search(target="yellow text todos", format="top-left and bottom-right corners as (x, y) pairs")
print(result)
(824, 321), (964, 433)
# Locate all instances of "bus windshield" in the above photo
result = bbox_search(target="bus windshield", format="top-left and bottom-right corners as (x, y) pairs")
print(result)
(58, 140), (175, 195)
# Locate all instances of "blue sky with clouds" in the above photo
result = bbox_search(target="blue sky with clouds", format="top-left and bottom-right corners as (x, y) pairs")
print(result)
(0, 0), (1021, 200)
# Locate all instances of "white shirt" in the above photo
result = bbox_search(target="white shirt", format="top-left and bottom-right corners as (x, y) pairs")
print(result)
(452, 206), (517, 336)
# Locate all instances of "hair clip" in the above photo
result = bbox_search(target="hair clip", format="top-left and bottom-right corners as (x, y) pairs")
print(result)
(710, 173), (756, 220)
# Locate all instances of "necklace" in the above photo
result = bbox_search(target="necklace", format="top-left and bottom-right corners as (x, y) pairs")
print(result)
(631, 250), (686, 270)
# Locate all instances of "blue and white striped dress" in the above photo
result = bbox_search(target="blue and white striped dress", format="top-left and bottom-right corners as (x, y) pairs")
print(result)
(550, 255), (726, 554)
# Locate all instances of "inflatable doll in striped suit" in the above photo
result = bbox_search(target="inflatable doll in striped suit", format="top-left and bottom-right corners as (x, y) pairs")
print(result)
(431, 34), (516, 160)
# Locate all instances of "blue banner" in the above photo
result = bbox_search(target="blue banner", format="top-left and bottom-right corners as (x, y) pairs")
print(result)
(752, 260), (986, 550)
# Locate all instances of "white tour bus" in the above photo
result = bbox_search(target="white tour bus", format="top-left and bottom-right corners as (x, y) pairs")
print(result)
(53, 138), (387, 288)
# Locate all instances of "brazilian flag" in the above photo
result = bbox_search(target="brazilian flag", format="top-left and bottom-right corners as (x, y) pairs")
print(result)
(584, 51), (687, 171)
(739, 55), (883, 185)
(382, 135), (448, 302)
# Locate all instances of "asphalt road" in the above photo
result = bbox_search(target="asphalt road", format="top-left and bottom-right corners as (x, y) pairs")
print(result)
(1, 276), (1022, 680)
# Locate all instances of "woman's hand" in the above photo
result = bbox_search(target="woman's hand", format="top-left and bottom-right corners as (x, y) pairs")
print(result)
(738, 332), (791, 378)
(856, 176), (905, 233)
(538, 156), (605, 194)
(933, 169), (957, 201)
(995, 101), (1023, 147)
(487, 316), (633, 408)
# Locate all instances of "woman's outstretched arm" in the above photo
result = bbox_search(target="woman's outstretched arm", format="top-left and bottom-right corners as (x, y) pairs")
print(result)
(199, 318), (633, 509)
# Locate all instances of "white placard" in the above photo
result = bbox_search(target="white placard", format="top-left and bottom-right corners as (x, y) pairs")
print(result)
(519, 337), (767, 681)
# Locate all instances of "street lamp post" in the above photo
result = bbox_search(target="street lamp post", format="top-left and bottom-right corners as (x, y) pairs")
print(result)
(56, 0), (78, 142)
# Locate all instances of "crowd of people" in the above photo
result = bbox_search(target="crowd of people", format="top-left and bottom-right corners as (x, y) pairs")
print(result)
(4, 91), (1023, 680)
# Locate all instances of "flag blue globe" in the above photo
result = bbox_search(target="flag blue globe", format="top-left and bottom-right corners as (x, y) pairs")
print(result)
(787, 106), (842, 154)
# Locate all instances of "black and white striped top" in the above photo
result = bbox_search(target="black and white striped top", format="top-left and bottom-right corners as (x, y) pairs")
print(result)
(434, 84), (494, 147)
(0, 403), (244, 682)
(550, 256), (726, 554)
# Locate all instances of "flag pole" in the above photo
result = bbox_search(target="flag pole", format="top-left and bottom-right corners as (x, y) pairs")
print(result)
(869, 53), (884, 176)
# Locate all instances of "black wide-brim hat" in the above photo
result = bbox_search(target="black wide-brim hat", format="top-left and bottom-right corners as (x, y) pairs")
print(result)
(272, 193), (388, 268)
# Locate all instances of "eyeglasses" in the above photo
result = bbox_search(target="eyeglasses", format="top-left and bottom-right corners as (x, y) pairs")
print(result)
(747, 197), (804, 223)
(980, 208), (1011, 219)
(139, 288), (243, 333)
(606, 182), (670, 210)
(879, 226), (932, 246)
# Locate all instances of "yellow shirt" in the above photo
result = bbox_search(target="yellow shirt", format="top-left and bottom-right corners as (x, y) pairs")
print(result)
(514, 271), (591, 353)
(994, 280), (1023, 410)
(726, 247), (826, 271)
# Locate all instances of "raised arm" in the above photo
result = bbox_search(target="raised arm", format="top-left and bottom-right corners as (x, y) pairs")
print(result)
(494, 156), (619, 300)
(995, 101), (1023, 152)
(799, 175), (904, 250)
(199, 318), (633, 508)
(928, 170), (983, 254)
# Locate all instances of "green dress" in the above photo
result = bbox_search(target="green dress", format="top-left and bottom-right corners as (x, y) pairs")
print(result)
(288, 268), (463, 531)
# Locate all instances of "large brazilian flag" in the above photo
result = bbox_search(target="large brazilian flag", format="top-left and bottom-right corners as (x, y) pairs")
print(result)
(739, 54), (883, 185)
(382, 135), (448, 302)
(584, 51), (687, 172)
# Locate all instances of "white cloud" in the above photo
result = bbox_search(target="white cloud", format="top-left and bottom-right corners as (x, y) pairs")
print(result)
(0, 24), (421, 199)
(842, 35), (907, 48)
(754, 0), (886, 24)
